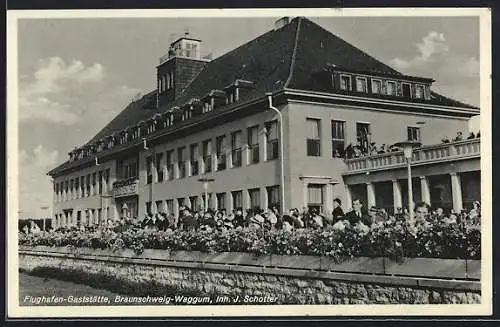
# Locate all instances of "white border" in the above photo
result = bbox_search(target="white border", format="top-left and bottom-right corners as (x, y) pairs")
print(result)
(6, 8), (492, 318)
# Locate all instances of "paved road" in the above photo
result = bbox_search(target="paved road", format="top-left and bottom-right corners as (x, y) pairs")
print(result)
(19, 272), (122, 306)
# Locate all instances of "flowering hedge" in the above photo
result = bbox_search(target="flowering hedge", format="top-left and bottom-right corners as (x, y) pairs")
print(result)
(19, 219), (480, 263)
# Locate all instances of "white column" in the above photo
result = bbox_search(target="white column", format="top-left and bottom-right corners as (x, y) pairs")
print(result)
(260, 187), (268, 211)
(243, 190), (251, 211)
(303, 182), (309, 210)
(366, 182), (376, 208)
(345, 185), (352, 211)
(324, 183), (334, 216)
(420, 176), (431, 205)
(227, 192), (234, 212)
(392, 179), (402, 211)
(450, 173), (463, 212)
(90, 175), (94, 196)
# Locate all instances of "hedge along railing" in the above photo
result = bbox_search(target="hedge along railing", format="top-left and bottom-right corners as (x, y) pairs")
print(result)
(19, 246), (480, 292)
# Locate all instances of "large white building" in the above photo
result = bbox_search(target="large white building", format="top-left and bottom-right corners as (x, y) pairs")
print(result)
(48, 17), (480, 228)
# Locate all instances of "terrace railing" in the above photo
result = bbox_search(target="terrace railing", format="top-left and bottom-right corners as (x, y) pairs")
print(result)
(345, 139), (480, 173)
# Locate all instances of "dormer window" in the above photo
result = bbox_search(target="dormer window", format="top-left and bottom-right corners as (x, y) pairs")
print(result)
(203, 100), (212, 113)
(340, 75), (352, 91)
(182, 105), (192, 121)
(356, 77), (368, 93)
(371, 79), (382, 94)
(415, 84), (424, 99)
(226, 90), (236, 104)
(402, 83), (412, 98)
(386, 81), (396, 96)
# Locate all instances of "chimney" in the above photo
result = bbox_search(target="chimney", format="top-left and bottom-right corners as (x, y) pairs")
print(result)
(274, 17), (290, 30)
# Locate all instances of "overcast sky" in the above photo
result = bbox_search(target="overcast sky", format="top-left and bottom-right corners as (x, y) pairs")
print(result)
(16, 15), (481, 218)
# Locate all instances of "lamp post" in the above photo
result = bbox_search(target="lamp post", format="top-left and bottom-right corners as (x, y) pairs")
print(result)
(198, 177), (215, 212)
(267, 94), (286, 213)
(393, 141), (421, 220)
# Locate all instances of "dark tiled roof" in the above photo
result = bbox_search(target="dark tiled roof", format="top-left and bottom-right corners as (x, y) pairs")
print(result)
(429, 91), (478, 109)
(87, 90), (158, 144)
(49, 17), (478, 176)
(287, 17), (402, 91)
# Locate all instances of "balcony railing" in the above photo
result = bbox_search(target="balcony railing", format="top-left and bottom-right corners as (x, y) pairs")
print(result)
(345, 139), (480, 173)
(112, 177), (139, 198)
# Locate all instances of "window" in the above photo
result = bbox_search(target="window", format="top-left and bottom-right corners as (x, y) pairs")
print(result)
(146, 156), (153, 184)
(265, 121), (279, 161)
(415, 84), (424, 99)
(307, 184), (324, 213)
(80, 176), (85, 197)
(131, 162), (137, 178)
(190, 143), (199, 176)
(74, 178), (79, 199)
(356, 122), (371, 145)
(155, 200), (163, 213)
(267, 185), (280, 210)
(248, 188), (261, 210)
(216, 135), (227, 171)
(231, 131), (242, 167)
(105, 169), (110, 188)
(372, 79), (382, 94)
(356, 77), (368, 93)
(156, 153), (164, 182)
(178, 147), (186, 178)
(69, 179), (74, 199)
(407, 126), (421, 142)
(92, 173), (96, 195)
(203, 101), (212, 113)
(402, 83), (412, 98)
(216, 193), (226, 210)
(86, 175), (91, 197)
(190, 196), (199, 211)
(331, 120), (346, 158)
(166, 150), (174, 180)
(177, 198), (185, 212)
(386, 81), (396, 96)
(247, 126), (260, 164)
(232, 191), (243, 210)
(306, 118), (321, 156)
(340, 75), (351, 90)
(202, 140), (212, 173)
(166, 199), (174, 215)
(98, 172), (102, 195)
(226, 91), (235, 104)
(146, 202), (152, 215)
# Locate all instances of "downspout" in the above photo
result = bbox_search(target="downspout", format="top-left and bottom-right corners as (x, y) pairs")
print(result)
(267, 94), (286, 213)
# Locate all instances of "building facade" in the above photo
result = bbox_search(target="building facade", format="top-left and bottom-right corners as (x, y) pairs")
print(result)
(48, 17), (480, 228)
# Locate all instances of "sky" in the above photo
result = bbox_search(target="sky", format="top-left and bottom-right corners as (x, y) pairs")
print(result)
(15, 15), (481, 219)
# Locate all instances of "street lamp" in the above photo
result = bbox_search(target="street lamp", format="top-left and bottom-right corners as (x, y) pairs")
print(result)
(267, 94), (286, 213)
(393, 141), (421, 220)
(198, 177), (215, 212)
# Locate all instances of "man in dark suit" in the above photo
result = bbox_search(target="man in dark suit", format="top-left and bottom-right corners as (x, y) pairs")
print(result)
(345, 199), (372, 226)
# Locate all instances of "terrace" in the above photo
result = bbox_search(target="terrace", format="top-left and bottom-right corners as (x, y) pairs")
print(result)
(344, 138), (480, 174)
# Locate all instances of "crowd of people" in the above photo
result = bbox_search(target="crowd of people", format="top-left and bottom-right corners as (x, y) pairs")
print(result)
(339, 130), (480, 160)
(22, 199), (480, 236)
(441, 131), (480, 144)
(63, 198), (480, 235)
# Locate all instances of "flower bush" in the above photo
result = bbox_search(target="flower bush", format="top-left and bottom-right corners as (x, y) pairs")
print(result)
(19, 217), (480, 262)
